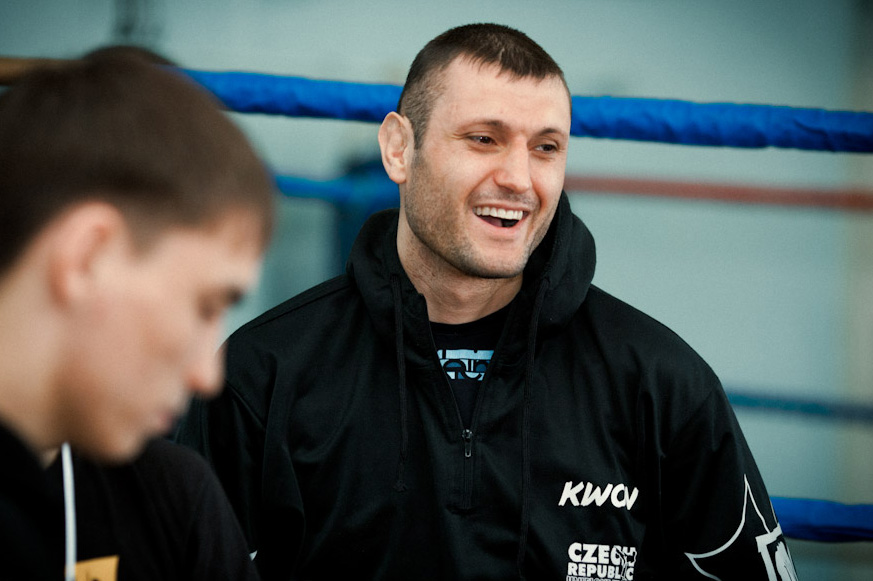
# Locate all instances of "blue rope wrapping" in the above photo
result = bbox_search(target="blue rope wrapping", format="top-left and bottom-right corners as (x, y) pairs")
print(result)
(570, 96), (873, 152)
(773, 497), (873, 542)
(726, 389), (873, 425)
(274, 172), (397, 209)
(184, 69), (401, 123)
(182, 69), (873, 152)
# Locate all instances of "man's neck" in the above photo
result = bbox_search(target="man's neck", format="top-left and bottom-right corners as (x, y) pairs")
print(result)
(0, 271), (64, 454)
(413, 271), (519, 325)
(0, 346), (61, 455)
(397, 232), (521, 325)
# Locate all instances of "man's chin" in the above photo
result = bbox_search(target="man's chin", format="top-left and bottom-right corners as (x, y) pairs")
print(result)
(460, 250), (529, 279)
(76, 432), (151, 464)
(460, 260), (526, 280)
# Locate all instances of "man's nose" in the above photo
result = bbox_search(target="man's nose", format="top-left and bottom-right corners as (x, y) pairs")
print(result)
(186, 341), (224, 398)
(493, 144), (533, 194)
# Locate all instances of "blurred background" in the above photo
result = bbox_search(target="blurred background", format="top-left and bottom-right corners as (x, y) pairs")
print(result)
(2, 0), (871, 577)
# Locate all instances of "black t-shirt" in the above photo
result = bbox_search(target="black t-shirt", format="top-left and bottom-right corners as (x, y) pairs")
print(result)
(431, 305), (509, 428)
(45, 438), (259, 581)
(0, 422), (62, 580)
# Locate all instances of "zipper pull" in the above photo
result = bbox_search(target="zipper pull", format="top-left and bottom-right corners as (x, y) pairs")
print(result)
(462, 429), (473, 458)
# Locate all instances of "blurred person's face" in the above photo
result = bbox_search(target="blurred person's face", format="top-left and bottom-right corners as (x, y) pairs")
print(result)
(59, 211), (263, 460)
(397, 58), (570, 280)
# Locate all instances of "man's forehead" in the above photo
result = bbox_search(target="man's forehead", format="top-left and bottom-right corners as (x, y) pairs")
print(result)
(442, 55), (564, 85)
(433, 58), (571, 127)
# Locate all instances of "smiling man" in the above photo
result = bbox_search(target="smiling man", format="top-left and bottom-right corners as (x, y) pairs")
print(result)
(177, 23), (796, 580)
(383, 54), (570, 323)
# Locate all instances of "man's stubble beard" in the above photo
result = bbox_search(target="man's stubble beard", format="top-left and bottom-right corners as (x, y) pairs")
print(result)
(402, 150), (534, 280)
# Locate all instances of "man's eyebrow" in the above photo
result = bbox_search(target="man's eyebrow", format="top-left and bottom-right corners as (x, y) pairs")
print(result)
(536, 125), (570, 139)
(223, 287), (246, 307)
(466, 119), (568, 139)
(456, 118), (508, 132)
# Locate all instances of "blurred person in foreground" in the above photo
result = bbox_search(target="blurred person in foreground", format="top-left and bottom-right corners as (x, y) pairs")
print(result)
(177, 23), (798, 581)
(0, 50), (274, 579)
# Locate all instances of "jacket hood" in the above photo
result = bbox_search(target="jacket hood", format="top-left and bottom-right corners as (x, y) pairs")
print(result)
(346, 191), (597, 351)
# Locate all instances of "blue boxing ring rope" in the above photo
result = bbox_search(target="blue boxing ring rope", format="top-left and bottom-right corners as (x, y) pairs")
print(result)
(183, 68), (873, 544)
(182, 69), (873, 151)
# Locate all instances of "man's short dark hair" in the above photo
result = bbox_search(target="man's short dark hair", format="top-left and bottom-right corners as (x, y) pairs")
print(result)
(0, 52), (274, 275)
(397, 23), (569, 146)
(83, 44), (176, 66)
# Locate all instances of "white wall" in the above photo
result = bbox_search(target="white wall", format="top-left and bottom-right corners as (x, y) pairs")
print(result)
(2, 0), (870, 577)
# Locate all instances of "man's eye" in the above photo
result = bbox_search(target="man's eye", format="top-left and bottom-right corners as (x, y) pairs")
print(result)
(470, 135), (494, 145)
(537, 143), (558, 153)
(199, 302), (223, 322)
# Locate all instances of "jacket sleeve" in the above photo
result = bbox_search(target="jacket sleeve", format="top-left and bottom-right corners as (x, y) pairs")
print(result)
(174, 382), (266, 554)
(174, 334), (306, 581)
(660, 385), (798, 580)
(156, 440), (263, 581)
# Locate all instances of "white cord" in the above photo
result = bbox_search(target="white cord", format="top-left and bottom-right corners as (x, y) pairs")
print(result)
(61, 442), (77, 581)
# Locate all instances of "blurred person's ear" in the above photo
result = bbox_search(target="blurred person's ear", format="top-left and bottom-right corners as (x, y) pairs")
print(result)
(47, 201), (129, 307)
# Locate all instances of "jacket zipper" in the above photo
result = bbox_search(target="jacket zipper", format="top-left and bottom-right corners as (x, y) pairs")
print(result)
(462, 428), (473, 458)
(461, 428), (474, 508)
(438, 352), (489, 509)
(455, 362), (494, 509)
(442, 368), (476, 508)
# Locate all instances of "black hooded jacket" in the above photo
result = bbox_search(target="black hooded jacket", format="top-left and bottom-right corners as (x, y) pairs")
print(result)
(176, 193), (795, 580)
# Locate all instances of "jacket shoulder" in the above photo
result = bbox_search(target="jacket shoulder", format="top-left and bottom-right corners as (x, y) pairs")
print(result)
(233, 274), (354, 337)
(582, 286), (710, 366)
(218, 274), (362, 407)
(579, 285), (722, 419)
(221, 272), (374, 396)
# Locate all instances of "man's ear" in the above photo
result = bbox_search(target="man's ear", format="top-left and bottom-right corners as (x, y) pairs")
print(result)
(378, 112), (414, 185)
(47, 202), (128, 306)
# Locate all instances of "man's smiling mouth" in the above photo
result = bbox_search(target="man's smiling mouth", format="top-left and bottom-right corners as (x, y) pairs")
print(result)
(475, 206), (523, 228)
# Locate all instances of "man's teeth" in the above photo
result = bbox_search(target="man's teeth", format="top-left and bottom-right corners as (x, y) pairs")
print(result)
(475, 207), (523, 221)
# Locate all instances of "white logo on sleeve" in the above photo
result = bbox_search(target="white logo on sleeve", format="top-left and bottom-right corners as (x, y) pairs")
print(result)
(685, 475), (798, 581)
